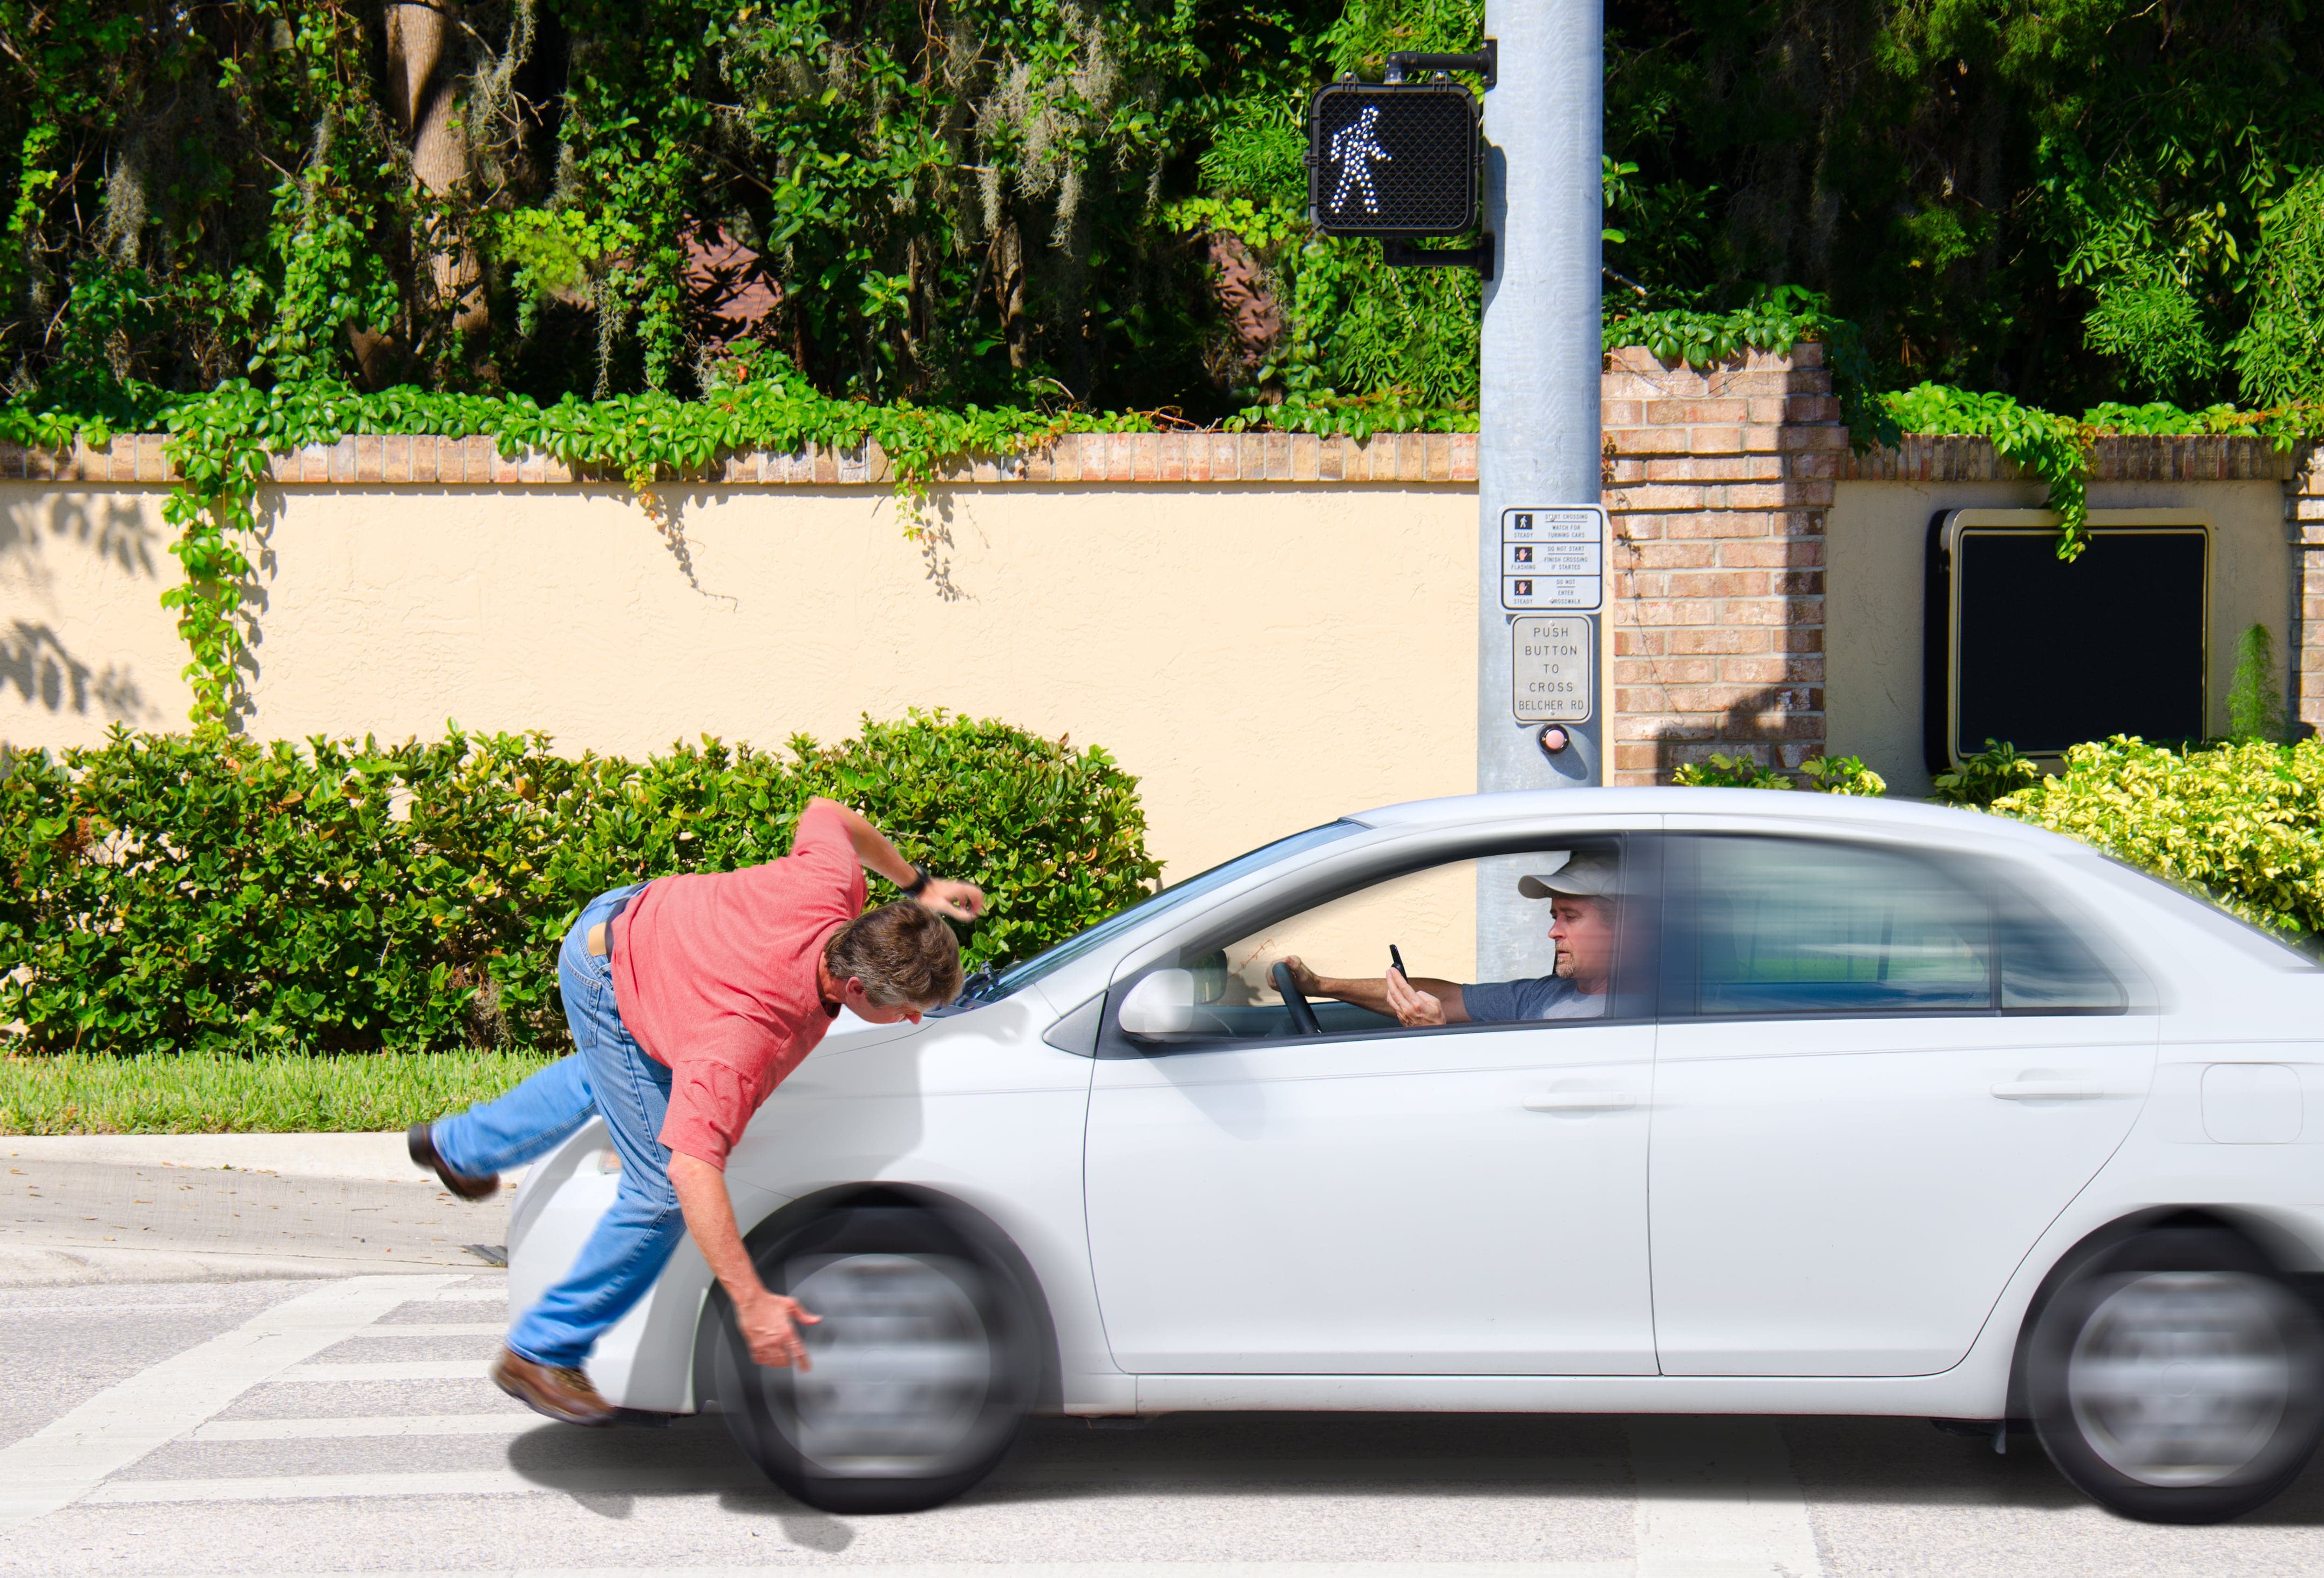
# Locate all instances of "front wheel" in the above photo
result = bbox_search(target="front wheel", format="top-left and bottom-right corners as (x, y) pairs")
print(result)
(708, 1204), (1042, 1514)
(2027, 1227), (2324, 1523)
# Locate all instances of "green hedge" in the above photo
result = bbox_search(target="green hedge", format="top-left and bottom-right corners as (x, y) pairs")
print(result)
(1995, 736), (2324, 938)
(0, 712), (1160, 1055)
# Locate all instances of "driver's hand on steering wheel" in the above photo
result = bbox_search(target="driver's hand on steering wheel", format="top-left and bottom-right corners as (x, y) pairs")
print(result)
(1277, 956), (1323, 998)
(1383, 965), (1446, 1027)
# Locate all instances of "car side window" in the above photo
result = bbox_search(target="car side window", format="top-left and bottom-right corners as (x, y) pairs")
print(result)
(1996, 893), (2128, 1014)
(1683, 835), (1994, 1017)
(1117, 837), (1643, 1048)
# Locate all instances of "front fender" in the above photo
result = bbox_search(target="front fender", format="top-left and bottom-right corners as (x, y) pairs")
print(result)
(504, 1120), (791, 1413)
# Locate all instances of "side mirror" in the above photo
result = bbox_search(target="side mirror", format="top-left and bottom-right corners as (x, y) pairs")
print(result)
(1116, 969), (1197, 1036)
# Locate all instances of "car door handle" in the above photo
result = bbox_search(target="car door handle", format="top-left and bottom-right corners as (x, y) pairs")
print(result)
(1991, 1080), (2105, 1101)
(1523, 1092), (1637, 1112)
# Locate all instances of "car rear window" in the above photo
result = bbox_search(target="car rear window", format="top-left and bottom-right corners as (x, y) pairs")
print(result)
(2088, 852), (2323, 971)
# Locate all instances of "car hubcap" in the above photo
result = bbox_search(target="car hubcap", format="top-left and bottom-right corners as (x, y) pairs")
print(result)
(2067, 1271), (2296, 1487)
(765, 1252), (994, 1475)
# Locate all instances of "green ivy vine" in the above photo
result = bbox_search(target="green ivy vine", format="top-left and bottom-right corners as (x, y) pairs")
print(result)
(3, 348), (1165, 732)
(1883, 385), (2324, 560)
(14, 297), (2324, 734)
(1603, 285), (1900, 452)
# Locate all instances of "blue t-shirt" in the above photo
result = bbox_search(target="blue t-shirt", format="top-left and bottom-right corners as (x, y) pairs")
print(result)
(1460, 974), (1604, 1024)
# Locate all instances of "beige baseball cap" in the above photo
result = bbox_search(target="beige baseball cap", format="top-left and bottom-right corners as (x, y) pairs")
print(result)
(1516, 851), (1621, 899)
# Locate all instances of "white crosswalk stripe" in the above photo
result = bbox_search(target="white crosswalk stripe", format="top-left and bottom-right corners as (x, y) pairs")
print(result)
(83, 1465), (761, 1503)
(5, 1271), (1840, 1577)
(269, 1359), (494, 1381)
(191, 1415), (540, 1441)
(0, 1274), (463, 1530)
(85, 1568), (1633, 1578)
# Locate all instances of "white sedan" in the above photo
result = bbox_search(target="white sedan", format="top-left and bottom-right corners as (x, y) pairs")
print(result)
(506, 788), (2324, 1522)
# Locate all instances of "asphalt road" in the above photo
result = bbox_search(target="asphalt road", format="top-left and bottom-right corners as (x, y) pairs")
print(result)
(5, 1167), (2324, 1575)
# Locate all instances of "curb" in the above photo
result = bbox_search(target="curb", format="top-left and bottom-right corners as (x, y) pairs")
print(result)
(0, 1133), (527, 1187)
(0, 1242), (501, 1288)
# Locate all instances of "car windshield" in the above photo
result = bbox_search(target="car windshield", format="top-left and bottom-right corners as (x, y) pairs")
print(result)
(952, 820), (1367, 1007)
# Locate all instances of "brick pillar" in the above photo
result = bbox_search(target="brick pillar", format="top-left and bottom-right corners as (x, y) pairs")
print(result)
(1601, 343), (1846, 784)
(2293, 449), (2324, 739)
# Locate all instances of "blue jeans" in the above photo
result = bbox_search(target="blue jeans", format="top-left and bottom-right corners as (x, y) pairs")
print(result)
(433, 883), (691, 1369)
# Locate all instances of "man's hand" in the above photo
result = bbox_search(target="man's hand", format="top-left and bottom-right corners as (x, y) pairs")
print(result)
(1383, 964), (1448, 1027)
(916, 877), (986, 922)
(735, 1289), (821, 1370)
(672, 1152), (830, 1374)
(1278, 955), (1324, 997)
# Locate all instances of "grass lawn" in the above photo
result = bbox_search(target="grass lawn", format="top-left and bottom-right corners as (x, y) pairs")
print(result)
(0, 1048), (563, 1134)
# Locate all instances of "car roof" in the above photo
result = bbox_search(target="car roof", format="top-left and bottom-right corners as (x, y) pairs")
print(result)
(1347, 786), (2078, 856)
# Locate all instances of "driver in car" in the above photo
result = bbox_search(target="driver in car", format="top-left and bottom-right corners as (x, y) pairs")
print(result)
(1278, 851), (1618, 1026)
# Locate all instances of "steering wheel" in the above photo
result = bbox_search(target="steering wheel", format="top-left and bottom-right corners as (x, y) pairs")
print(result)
(1270, 961), (1325, 1037)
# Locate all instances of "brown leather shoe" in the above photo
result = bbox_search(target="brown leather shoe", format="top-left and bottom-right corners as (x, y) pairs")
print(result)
(491, 1347), (616, 1426)
(407, 1121), (500, 1200)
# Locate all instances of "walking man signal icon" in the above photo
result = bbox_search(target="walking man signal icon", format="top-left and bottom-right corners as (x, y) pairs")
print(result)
(1306, 82), (1478, 239)
(1327, 105), (1391, 214)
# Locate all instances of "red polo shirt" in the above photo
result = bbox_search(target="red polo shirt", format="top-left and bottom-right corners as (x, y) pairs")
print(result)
(608, 801), (866, 1168)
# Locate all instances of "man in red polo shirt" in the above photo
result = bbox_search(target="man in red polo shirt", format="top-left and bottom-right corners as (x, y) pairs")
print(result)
(410, 797), (984, 1424)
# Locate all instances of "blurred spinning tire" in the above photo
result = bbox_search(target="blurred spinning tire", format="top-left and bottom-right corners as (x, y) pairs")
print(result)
(2027, 1228), (2324, 1524)
(710, 1204), (1042, 1513)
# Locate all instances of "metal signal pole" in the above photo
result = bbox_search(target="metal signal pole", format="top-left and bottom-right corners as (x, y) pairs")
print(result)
(1476, 0), (1605, 977)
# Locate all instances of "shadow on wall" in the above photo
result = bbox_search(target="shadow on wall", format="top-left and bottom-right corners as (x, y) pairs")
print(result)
(2, 620), (147, 721)
(3, 493), (168, 580)
(1653, 684), (1818, 782)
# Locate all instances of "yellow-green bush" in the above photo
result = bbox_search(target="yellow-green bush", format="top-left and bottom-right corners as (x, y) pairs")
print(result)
(1994, 736), (2324, 936)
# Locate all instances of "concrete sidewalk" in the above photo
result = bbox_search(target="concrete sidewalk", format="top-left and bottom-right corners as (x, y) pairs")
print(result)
(1, 1134), (525, 1286)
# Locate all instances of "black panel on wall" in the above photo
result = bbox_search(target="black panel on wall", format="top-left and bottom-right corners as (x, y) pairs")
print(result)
(1927, 521), (2207, 769)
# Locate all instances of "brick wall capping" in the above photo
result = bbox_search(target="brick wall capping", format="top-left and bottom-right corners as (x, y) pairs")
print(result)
(1838, 432), (2302, 484)
(8, 426), (2296, 490)
(0, 430), (1480, 487)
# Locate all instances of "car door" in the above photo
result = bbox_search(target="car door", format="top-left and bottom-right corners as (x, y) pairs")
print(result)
(1648, 828), (2157, 1377)
(1083, 831), (1661, 1376)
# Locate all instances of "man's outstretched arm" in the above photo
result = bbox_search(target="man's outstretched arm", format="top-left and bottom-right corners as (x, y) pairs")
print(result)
(670, 1150), (819, 1370)
(803, 796), (986, 920)
(1277, 956), (1471, 1025)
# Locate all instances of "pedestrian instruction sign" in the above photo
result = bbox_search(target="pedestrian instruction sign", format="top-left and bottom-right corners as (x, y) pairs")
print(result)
(1307, 83), (1480, 237)
(1499, 506), (1604, 612)
(1512, 616), (1593, 722)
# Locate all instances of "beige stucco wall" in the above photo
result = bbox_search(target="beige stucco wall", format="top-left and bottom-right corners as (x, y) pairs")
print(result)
(1828, 478), (2294, 799)
(2, 481), (1477, 881)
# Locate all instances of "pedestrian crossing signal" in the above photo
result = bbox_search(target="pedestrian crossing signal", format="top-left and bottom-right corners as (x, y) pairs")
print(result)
(1307, 82), (1480, 238)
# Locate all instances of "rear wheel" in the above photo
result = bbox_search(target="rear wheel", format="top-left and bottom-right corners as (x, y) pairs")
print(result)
(708, 1204), (1041, 1513)
(2027, 1228), (2324, 1523)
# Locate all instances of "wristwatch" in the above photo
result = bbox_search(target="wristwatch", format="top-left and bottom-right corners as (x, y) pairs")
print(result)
(900, 863), (933, 898)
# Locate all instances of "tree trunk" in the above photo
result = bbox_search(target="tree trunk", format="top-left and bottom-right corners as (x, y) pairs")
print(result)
(384, 3), (485, 335)
(997, 218), (1028, 370)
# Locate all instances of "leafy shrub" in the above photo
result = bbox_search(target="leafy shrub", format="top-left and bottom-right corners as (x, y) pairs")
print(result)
(2232, 170), (2324, 408)
(2082, 261), (2221, 402)
(1995, 736), (2324, 937)
(0, 712), (1160, 1056)
(1670, 752), (1795, 790)
(1670, 751), (1886, 794)
(1797, 755), (1887, 796)
(1932, 739), (2043, 808)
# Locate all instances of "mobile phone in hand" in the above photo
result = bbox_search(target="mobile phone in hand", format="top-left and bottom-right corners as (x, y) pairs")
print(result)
(1390, 944), (1410, 983)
